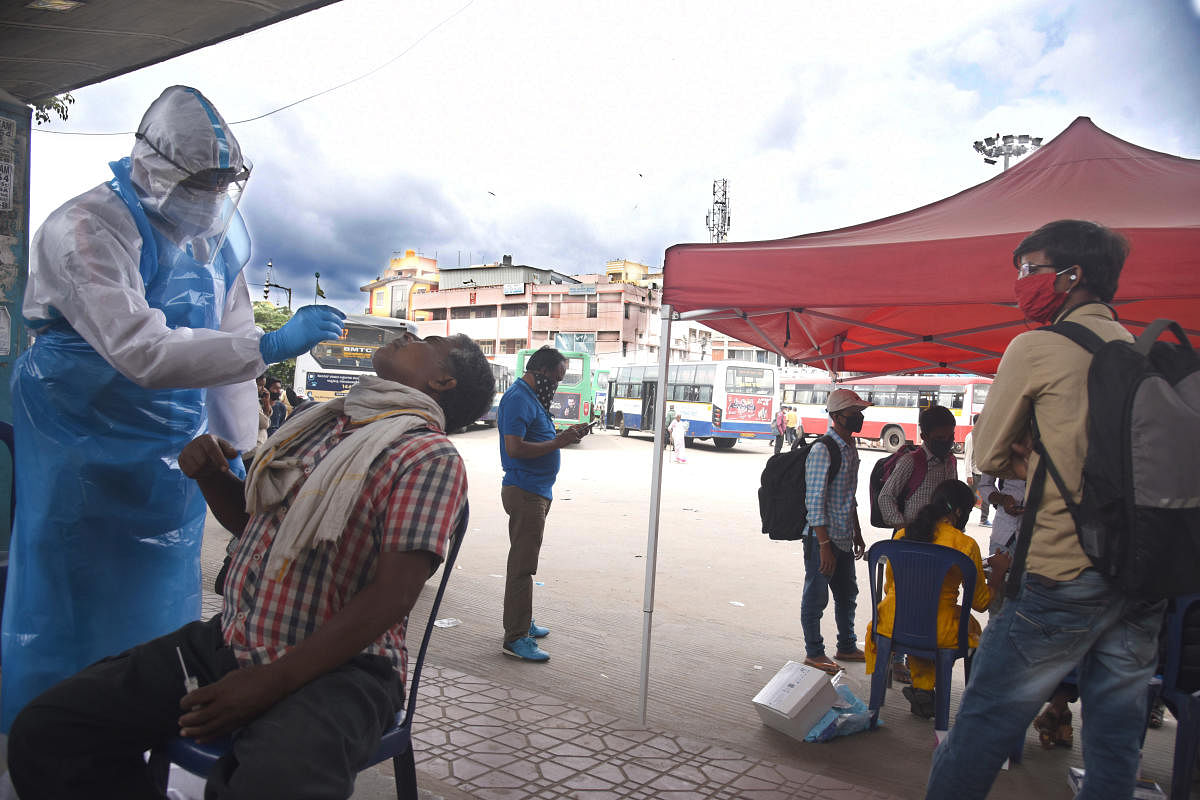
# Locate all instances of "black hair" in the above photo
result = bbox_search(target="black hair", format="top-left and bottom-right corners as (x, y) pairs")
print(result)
(905, 479), (977, 543)
(265, 377), (282, 389)
(919, 404), (955, 433)
(438, 334), (496, 431)
(525, 345), (567, 374)
(1012, 219), (1129, 303)
(285, 387), (302, 407)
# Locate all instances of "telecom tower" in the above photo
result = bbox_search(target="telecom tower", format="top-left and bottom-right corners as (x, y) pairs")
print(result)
(706, 179), (730, 243)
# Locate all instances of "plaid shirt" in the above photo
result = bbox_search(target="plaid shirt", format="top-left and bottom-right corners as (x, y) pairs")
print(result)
(222, 414), (467, 681)
(802, 428), (860, 552)
(878, 444), (958, 528)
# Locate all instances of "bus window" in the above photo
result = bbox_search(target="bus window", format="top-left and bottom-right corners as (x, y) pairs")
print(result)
(726, 366), (772, 395)
(563, 357), (584, 387)
(630, 366), (646, 383)
(867, 384), (897, 407)
(697, 384), (713, 402)
(896, 385), (920, 407)
(809, 385), (830, 406)
(971, 383), (990, 407)
(668, 364), (679, 381)
(939, 386), (965, 410)
(695, 364), (716, 385)
(676, 364), (696, 384)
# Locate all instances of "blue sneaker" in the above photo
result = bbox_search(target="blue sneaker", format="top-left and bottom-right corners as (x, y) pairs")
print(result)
(502, 636), (549, 662)
(529, 620), (549, 639)
(980, 520), (992, 527)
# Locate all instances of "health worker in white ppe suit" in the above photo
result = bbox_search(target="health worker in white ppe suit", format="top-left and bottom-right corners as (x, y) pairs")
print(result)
(0, 86), (345, 731)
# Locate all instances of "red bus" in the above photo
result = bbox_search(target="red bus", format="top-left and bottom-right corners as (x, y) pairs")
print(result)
(779, 374), (993, 452)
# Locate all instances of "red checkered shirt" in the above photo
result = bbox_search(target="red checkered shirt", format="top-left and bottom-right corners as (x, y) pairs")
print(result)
(221, 414), (467, 682)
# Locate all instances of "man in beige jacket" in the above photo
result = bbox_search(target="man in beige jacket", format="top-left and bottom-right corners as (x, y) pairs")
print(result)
(925, 220), (1166, 800)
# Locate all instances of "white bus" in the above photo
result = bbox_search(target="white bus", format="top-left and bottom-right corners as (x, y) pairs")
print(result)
(779, 374), (993, 452)
(480, 362), (514, 425)
(608, 360), (777, 449)
(293, 315), (418, 402)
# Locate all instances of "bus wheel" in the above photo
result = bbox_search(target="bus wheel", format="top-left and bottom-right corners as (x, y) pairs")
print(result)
(617, 413), (629, 437)
(713, 438), (737, 450)
(882, 426), (906, 453)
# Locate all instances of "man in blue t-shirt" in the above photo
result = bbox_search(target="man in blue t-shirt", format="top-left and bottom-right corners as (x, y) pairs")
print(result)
(498, 347), (590, 661)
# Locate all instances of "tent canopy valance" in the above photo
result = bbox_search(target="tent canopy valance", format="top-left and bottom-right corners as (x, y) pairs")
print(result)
(662, 117), (1200, 376)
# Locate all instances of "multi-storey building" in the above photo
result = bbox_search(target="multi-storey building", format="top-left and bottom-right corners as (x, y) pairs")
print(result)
(360, 253), (781, 366)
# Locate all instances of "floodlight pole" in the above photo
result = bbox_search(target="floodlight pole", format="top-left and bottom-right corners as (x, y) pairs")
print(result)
(971, 133), (1043, 170)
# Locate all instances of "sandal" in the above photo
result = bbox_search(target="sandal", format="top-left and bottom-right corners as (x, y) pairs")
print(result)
(804, 655), (842, 675)
(1033, 706), (1060, 749)
(1055, 707), (1073, 749)
(1033, 705), (1073, 749)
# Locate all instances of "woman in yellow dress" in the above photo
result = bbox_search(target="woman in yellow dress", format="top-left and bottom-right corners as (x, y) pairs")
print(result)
(865, 479), (1011, 718)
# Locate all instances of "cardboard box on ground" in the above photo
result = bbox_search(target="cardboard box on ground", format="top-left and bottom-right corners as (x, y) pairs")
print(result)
(752, 660), (841, 741)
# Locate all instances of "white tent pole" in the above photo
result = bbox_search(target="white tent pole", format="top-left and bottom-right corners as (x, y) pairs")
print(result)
(638, 304), (673, 726)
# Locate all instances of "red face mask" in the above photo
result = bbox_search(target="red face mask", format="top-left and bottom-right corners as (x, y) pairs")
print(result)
(1014, 272), (1069, 324)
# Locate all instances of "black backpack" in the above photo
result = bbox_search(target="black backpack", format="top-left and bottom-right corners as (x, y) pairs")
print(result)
(759, 435), (841, 541)
(1007, 319), (1200, 599)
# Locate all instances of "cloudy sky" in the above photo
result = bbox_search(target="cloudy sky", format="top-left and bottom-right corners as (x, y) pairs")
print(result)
(27, 0), (1200, 313)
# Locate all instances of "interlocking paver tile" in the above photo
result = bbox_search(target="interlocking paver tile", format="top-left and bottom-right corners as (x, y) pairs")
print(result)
(698, 762), (741, 784)
(410, 666), (906, 800)
(563, 773), (616, 791)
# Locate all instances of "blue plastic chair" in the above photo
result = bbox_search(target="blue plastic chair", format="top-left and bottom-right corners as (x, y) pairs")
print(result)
(1160, 593), (1200, 800)
(867, 539), (977, 733)
(154, 504), (469, 799)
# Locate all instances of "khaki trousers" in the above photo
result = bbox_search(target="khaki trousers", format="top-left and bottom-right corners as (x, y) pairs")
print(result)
(502, 484), (552, 643)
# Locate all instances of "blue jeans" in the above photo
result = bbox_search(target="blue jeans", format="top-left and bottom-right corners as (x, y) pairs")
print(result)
(801, 536), (859, 658)
(925, 569), (1165, 800)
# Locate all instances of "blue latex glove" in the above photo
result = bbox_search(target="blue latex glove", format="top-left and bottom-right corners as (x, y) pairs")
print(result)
(259, 305), (346, 364)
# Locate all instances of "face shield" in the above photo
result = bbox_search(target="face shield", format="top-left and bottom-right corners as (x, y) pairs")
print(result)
(136, 132), (251, 262)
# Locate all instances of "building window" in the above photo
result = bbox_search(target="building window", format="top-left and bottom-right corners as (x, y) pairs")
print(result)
(502, 303), (528, 317)
(624, 304), (632, 319)
(597, 331), (620, 342)
(427, 308), (447, 321)
(451, 307), (471, 320)
(474, 306), (497, 319)
(622, 342), (629, 357)
(535, 303), (550, 317)
(475, 339), (495, 355)
(587, 303), (598, 318)
(501, 338), (524, 354)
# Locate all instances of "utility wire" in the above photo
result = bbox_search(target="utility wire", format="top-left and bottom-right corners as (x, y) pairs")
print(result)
(32, 0), (476, 137)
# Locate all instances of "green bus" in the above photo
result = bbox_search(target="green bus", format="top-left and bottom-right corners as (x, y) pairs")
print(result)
(515, 348), (598, 430)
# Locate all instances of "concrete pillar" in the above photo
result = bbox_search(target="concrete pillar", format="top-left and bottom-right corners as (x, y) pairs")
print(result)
(0, 89), (31, 554)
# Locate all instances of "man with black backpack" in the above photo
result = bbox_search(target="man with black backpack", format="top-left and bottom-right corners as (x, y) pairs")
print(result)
(799, 388), (871, 675)
(926, 220), (1170, 800)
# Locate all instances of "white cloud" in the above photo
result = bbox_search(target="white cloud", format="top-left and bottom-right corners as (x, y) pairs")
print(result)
(23, 0), (1200, 313)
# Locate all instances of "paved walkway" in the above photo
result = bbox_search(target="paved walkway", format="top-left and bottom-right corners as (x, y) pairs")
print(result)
(400, 665), (900, 800)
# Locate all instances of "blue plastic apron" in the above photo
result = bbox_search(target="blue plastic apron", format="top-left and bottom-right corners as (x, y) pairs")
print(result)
(0, 158), (249, 730)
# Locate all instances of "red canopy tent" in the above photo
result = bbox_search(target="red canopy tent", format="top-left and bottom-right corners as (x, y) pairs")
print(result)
(662, 117), (1200, 375)
(633, 118), (1200, 724)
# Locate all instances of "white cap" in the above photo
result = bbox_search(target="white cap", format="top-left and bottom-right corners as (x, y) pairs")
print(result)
(827, 388), (873, 414)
